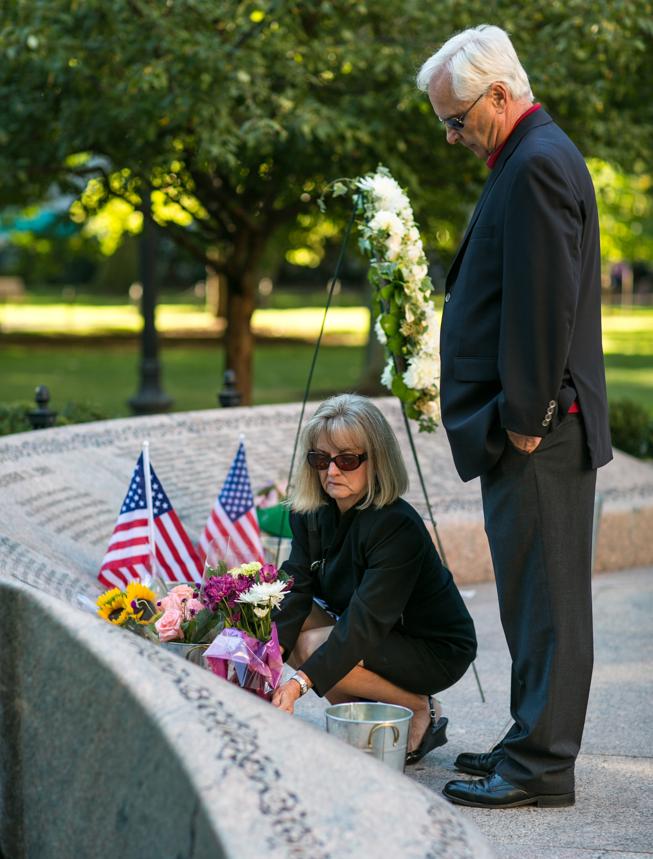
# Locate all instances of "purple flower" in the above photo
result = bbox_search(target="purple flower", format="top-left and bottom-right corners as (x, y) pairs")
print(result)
(260, 564), (278, 583)
(202, 574), (253, 611)
(202, 575), (233, 611)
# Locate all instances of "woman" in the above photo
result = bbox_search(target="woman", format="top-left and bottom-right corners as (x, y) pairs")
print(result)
(271, 394), (477, 764)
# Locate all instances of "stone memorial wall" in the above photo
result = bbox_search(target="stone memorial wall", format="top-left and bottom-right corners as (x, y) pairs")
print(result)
(0, 400), (486, 599)
(1, 399), (652, 597)
(1, 399), (652, 857)
(0, 401), (498, 858)
(0, 578), (494, 859)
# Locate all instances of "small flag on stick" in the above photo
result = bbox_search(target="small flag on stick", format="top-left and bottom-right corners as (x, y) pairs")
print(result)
(199, 439), (264, 567)
(98, 451), (203, 590)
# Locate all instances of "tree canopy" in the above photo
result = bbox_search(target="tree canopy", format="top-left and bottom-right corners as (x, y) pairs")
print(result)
(1, 0), (652, 398)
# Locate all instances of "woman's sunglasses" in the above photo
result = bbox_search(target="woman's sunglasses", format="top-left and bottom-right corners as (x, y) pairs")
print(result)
(307, 450), (368, 472)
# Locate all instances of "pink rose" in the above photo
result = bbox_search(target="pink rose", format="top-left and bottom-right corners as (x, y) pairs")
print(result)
(185, 597), (204, 619)
(155, 608), (184, 642)
(159, 584), (197, 613)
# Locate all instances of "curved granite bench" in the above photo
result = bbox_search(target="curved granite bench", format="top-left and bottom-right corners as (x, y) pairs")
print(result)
(0, 400), (649, 592)
(0, 406), (495, 858)
(2, 400), (651, 856)
(0, 579), (492, 858)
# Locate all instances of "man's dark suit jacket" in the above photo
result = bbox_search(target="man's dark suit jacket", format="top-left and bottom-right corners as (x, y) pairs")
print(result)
(440, 108), (612, 482)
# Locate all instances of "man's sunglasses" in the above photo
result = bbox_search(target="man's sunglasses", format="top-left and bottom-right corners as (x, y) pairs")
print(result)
(307, 450), (368, 471)
(440, 89), (487, 131)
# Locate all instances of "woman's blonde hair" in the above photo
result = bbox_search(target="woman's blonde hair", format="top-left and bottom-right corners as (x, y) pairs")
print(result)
(288, 394), (409, 513)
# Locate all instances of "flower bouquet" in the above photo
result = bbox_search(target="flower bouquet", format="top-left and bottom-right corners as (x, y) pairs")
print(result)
(95, 558), (292, 698)
(96, 580), (225, 664)
(202, 560), (292, 700)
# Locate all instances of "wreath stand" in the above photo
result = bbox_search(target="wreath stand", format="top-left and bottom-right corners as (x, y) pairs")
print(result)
(276, 196), (485, 703)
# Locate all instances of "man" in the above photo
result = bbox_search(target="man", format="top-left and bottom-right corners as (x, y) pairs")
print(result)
(416, 25), (612, 808)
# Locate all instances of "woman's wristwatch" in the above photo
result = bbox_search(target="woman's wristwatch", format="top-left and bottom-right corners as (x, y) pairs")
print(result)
(289, 672), (309, 696)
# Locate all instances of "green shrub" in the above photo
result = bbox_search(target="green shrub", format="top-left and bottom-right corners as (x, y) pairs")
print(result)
(0, 402), (33, 436)
(608, 398), (653, 458)
(0, 401), (109, 436)
(57, 401), (109, 425)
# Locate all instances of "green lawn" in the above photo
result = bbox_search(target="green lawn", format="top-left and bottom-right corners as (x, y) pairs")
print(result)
(0, 301), (651, 418)
(0, 298), (370, 342)
(0, 343), (366, 416)
(602, 305), (653, 412)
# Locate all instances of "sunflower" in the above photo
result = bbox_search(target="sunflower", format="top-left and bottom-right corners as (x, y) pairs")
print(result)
(96, 588), (122, 610)
(97, 591), (130, 625)
(125, 582), (158, 624)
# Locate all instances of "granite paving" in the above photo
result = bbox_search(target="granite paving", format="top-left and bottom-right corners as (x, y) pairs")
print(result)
(295, 566), (653, 859)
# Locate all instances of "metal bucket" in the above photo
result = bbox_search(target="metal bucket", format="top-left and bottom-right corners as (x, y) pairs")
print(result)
(160, 642), (207, 666)
(325, 702), (413, 772)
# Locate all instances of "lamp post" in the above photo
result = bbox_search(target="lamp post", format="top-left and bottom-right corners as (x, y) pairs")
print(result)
(128, 191), (173, 415)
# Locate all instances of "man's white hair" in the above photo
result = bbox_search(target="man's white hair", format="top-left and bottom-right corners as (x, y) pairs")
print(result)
(416, 24), (533, 102)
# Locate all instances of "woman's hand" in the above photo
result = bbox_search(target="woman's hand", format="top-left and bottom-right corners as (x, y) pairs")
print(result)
(272, 679), (302, 714)
(272, 671), (313, 714)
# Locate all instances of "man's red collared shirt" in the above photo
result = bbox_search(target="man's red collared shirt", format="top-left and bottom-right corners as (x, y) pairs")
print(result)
(486, 103), (541, 169)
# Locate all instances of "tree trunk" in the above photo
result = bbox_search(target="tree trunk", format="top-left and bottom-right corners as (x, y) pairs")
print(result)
(224, 275), (256, 404)
(221, 226), (270, 405)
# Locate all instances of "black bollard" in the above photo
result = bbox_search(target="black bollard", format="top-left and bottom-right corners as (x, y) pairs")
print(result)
(128, 191), (174, 415)
(27, 385), (58, 430)
(218, 369), (241, 407)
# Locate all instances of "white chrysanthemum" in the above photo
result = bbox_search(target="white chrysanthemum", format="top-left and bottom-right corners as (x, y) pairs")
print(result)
(374, 317), (387, 345)
(386, 235), (402, 260)
(421, 304), (440, 353)
(404, 242), (422, 263)
(359, 174), (410, 214)
(381, 357), (394, 390)
(237, 580), (288, 609)
(408, 263), (428, 283)
(403, 354), (437, 390)
(369, 210), (405, 239)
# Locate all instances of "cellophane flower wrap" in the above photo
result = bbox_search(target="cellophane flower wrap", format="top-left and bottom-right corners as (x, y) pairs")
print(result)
(202, 561), (292, 699)
(324, 165), (440, 432)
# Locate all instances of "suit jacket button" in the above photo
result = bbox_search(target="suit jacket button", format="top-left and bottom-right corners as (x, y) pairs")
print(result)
(445, 292), (451, 302)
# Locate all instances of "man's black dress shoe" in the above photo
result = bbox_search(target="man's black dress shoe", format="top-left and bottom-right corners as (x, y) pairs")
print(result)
(454, 748), (504, 776)
(405, 697), (448, 766)
(442, 772), (575, 808)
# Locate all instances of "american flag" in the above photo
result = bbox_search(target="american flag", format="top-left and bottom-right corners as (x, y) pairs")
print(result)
(98, 453), (203, 590)
(199, 440), (264, 567)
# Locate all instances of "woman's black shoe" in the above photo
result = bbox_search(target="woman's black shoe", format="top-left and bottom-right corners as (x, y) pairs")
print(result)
(405, 698), (448, 766)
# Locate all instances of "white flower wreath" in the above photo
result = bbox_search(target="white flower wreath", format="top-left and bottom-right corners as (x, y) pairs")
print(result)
(330, 166), (440, 432)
